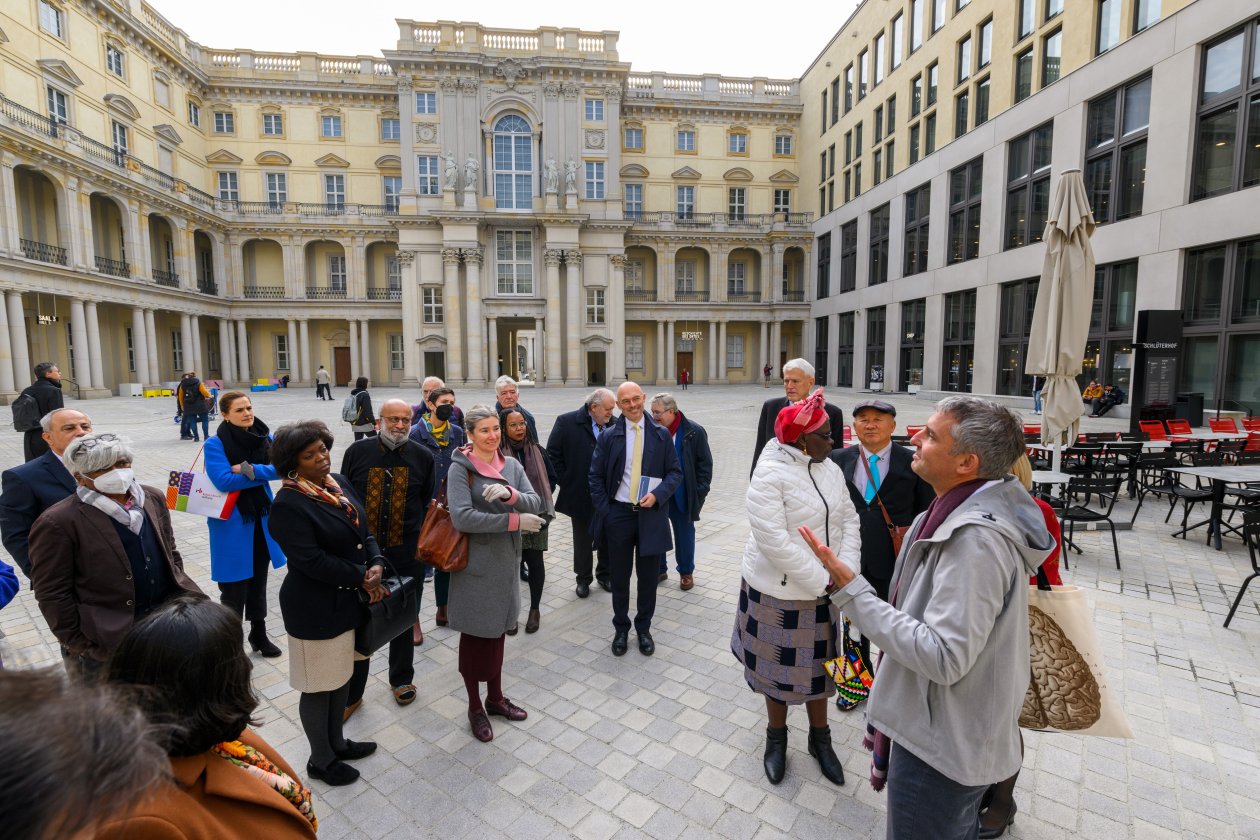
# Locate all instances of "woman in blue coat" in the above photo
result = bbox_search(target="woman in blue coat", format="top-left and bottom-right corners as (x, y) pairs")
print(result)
(204, 391), (286, 656)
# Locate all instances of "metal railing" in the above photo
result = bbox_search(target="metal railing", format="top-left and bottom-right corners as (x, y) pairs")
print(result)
(306, 286), (347, 300)
(366, 287), (402, 301)
(20, 239), (68, 265)
(153, 269), (180, 287)
(197, 280), (219, 296)
(243, 286), (285, 299)
(674, 289), (710, 302)
(726, 290), (761, 302)
(624, 288), (657, 302)
(629, 211), (813, 228)
(781, 289), (806, 302)
(94, 256), (130, 277)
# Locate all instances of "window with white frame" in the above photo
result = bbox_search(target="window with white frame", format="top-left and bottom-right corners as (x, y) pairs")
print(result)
(774, 188), (791, 214)
(382, 175), (402, 211)
(625, 260), (644, 290)
(586, 288), (605, 323)
(728, 262), (746, 295)
(415, 92), (437, 114)
(388, 334), (404, 369)
(775, 133), (794, 156)
(624, 183), (643, 218)
(624, 126), (643, 150)
(47, 86), (68, 127)
(387, 255), (401, 289)
(262, 112), (283, 135)
(496, 231), (533, 294)
(584, 161), (605, 199)
(728, 187), (746, 220)
(328, 255), (347, 291)
(321, 115), (342, 138)
(106, 44), (125, 77)
(728, 131), (748, 155)
(626, 334), (644, 370)
(274, 334), (289, 370)
(111, 121), (129, 154)
(324, 174), (345, 209)
(170, 330), (182, 372)
(676, 185), (695, 219)
(213, 111), (234, 133)
(584, 98), (604, 121)
(417, 155), (440, 195)
(727, 335), (745, 369)
(39, 1), (64, 38)
(675, 261), (695, 294)
(381, 117), (400, 141)
(217, 171), (239, 201)
(676, 128), (696, 152)
(493, 115), (533, 210)
(265, 172), (287, 207)
(187, 100), (200, 127)
(422, 287), (443, 323)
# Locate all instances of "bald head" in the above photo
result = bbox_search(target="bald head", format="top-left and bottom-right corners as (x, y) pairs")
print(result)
(616, 381), (646, 424)
(378, 399), (415, 444)
(42, 409), (93, 456)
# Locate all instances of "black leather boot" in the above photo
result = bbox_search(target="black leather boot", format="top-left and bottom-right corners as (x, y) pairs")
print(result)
(807, 726), (846, 786)
(248, 621), (282, 658)
(763, 726), (788, 784)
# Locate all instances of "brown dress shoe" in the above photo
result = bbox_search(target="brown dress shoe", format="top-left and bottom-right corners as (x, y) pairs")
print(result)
(469, 708), (494, 742)
(680, 574), (694, 591)
(525, 609), (540, 633)
(485, 697), (528, 721)
(435, 606), (448, 627)
(342, 698), (362, 723)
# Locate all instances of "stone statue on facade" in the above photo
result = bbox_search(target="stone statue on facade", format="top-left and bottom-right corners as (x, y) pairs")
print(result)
(564, 158), (578, 194)
(443, 150), (458, 190)
(464, 154), (480, 192)
(544, 158), (559, 194)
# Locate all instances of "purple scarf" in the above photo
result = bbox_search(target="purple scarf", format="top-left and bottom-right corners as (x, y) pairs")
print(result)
(865, 478), (989, 792)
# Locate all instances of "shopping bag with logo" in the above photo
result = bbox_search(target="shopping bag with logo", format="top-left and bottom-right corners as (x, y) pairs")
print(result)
(824, 618), (873, 711)
(166, 447), (239, 520)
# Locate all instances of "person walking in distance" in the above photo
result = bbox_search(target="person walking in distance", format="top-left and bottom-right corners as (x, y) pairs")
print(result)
(546, 389), (615, 598)
(314, 366), (332, 400)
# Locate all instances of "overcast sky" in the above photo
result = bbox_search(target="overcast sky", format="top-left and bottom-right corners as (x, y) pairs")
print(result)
(149, 0), (860, 80)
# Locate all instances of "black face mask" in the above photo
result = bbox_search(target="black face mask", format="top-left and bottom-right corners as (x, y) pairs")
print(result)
(434, 404), (454, 422)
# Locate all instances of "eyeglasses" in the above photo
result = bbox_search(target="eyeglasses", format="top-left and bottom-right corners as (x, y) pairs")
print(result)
(804, 430), (833, 440)
(76, 433), (121, 450)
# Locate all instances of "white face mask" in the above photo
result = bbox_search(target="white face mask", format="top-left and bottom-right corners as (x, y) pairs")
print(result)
(91, 468), (134, 494)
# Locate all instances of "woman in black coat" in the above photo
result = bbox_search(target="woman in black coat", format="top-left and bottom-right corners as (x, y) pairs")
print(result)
(266, 420), (387, 787)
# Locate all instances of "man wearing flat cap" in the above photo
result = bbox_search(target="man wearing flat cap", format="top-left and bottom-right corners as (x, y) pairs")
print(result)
(830, 399), (932, 672)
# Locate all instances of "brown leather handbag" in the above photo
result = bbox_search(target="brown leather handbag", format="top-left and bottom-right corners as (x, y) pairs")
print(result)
(860, 453), (911, 556)
(416, 473), (472, 572)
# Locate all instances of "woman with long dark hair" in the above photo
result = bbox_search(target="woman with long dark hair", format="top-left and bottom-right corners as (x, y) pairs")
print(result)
(204, 391), (285, 657)
(498, 407), (556, 634)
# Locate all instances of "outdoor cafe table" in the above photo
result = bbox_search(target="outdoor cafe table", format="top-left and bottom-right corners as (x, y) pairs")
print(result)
(1168, 432), (1250, 442)
(1167, 465), (1260, 550)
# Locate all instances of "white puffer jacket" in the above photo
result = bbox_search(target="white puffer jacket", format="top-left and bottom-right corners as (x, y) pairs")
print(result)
(742, 438), (861, 600)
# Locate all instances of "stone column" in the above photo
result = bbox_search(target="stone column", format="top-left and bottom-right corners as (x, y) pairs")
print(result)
(298, 319), (311, 385)
(564, 251), (582, 384)
(0, 153), (21, 254)
(543, 249), (563, 385)
(655, 321), (666, 384)
(173, 220), (195, 289)
(534, 317), (545, 381)
(144, 309), (160, 385)
(487, 317), (498, 380)
(179, 313), (192, 376)
(770, 243), (785, 302)
(287, 319), (300, 382)
(348, 319), (360, 379)
(665, 320), (676, 383)
(5, 293), (27, 392)
(70, 300), (92, 389)
(218, 318), (234, 385)
(708, 320), (718, 384)
(396, 250), (419, 386)
(62, 177), (88, 272)
(770, 321), (782, 372)
(235, 319), (250, 383)
(189, 315), (203, 375)
(609, 255), (628, 384)
(0, 296), (15, 396)
(228, 234), (246, 298)
(464, 247), (484, 384)
(659, 243), (675, 302)
(86, 302), (105, 390)
(359, 319), (371, 382)
(131, 307), (151, 384)
(135, 203), (154, 280)
(441, 248), (463, 382)
(348, 236), (367, 300)
(718, 321), (728, 381)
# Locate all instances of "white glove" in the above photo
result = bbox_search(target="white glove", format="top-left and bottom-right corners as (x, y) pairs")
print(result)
(482, 483), (511, 503)
(519, 513), (545, 533)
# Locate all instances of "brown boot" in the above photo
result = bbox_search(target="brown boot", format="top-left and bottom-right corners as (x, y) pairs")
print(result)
(435, 606), (448, 627)
(525, 609), (540, 633)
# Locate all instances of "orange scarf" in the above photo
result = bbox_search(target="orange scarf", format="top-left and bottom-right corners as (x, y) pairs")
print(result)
(211, 740), (317, 831)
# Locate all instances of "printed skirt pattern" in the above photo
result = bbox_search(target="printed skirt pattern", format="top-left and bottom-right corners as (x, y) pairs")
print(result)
(730, 577), (839, 704)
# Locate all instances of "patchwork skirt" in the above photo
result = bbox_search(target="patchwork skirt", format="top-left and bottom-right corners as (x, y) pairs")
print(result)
(730, 578), (840, 704)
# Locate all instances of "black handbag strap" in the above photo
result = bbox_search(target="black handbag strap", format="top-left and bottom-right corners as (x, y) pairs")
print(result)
(1035, 564), (1052, 591)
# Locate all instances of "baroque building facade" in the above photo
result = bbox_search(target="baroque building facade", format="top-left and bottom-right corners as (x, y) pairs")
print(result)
(0, 3), (810, 398)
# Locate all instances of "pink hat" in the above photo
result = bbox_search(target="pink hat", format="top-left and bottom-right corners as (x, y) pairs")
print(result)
(774, 389), (828, 445)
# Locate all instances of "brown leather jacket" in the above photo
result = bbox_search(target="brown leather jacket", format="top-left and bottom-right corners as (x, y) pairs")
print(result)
(29, 485), (202, 661)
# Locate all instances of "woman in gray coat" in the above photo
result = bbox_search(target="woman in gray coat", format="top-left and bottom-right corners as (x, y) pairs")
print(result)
(447, 404), (546, 743)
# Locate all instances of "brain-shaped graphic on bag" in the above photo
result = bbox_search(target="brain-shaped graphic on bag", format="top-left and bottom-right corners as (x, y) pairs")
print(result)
(1020, 605), (1103, 730)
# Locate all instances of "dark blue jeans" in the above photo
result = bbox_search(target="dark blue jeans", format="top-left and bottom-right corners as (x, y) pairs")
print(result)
(886, 742), (987, 840)
(661, 499), (695, 575)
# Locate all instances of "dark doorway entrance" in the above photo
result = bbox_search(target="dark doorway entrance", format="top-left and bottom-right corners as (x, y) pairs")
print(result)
(676, 351), (692, 386)
(424, 351), (446, 382)
(586, 351), (606, 386)
(334, 346), (351, 386)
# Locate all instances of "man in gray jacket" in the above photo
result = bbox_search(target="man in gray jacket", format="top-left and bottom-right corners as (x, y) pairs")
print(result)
(806, 396), (1052, 840)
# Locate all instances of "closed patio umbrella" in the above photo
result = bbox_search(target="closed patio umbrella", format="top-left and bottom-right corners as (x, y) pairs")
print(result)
(1025, 169), (1096, 472)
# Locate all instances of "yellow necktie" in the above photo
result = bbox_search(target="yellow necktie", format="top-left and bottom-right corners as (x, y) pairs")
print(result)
(629, 423), (643, 503)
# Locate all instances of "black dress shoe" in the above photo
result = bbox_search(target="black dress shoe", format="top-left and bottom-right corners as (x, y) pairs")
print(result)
(807, 726), (846, 786)
(597, 578), (611, 592)
(978, 801), (1016, 838)
(611, 630), (628, 656)
(334, 740), (377, 761)
(576, 582), (590, 598)
(638, 632), (655, 655)
(306, 759), (359, 786)
(764, 726), (788, 784)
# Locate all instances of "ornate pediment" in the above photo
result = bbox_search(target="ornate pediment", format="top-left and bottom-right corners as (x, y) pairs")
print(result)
(205, 149), (243, 164)
(254, 151), (292, 166)
(723, 167), (753, 182)
(374, 154), (402, 170)
(314, 153), (350, 168)
(103, 93), (141, 120)
(619, 163), (649, 178)
(671, 166), (701, 180)
(37, 58), (83, 88)
(153, 124), (183, 145)
(769, 169), (799, 183)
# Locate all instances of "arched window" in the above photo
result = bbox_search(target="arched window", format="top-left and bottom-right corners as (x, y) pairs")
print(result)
(493, 114), (532, 209)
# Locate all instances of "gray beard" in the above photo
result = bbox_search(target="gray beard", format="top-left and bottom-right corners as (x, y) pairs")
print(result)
(379, 429), (408, 449)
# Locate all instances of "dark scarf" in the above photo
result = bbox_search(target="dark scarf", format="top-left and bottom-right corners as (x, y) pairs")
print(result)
(914, 478), (989, 543)
(216, 418), (272, 522)
(500, 435), (553, 515)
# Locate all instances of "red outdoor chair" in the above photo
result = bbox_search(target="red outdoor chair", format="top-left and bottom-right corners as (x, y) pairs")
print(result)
(1167, 419), (1194, 436)
(1241, 418), (1260, 433)
(1139, 421), (1167, 441)
(1247, 432), (1260, 452)
(1210, 418), (1240, 433)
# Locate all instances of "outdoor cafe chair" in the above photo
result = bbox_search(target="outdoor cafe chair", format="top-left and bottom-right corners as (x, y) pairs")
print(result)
(1210, 418), (1241, 434)
(1130, 452), (1179, 525)
(1167, 418), (1194, 436)
(1169, 450), (1224, 541)
(1058, 475), (1125, 569)
(1222, 511), (1260, 629)
(1242, 417), (1260, 433)
(1139, 421), (1168, 441)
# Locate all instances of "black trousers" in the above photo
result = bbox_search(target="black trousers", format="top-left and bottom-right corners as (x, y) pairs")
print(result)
(316, 384), (331, 400)
(23, 428), (49, 462)
(217, 522), (271, 622)
(605, 505), (661, 635)
(571, 515), (609, 585)
(346, 574), (424, 703)
(522, 548), (544, 610)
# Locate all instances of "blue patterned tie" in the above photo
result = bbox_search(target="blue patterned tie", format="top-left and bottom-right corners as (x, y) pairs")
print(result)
(865, 454), (881, 503)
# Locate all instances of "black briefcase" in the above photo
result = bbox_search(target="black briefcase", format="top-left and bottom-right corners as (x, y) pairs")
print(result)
(354, 572), (419, 657)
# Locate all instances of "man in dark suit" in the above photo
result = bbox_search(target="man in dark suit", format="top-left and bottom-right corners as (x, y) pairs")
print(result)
(829, 399), (933, 671)
(19, 362), (65, 461)
(0, 408), (93, 578)
(752, 358), (844, 476)
(589, 382), (683, 657)
(546, 388), (616, 597)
